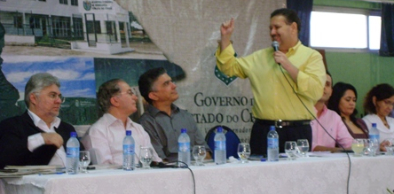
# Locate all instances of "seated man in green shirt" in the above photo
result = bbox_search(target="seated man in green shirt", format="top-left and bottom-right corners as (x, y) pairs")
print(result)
(138, 67), (211, 162)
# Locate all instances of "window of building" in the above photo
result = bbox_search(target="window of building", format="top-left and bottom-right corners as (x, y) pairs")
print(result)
(52, 16), (71, 37)
(310, 7), (381, 51)
(29, 17), (41, 28)
(71, 0), (78, 6)
(59, 0), (68, 5)
(13, 16), (22, 28)
(86, 21), (101, 34)
(106, 21), (117, 42)
(72, 17), (83, 38)
(369, 15), (381, 50)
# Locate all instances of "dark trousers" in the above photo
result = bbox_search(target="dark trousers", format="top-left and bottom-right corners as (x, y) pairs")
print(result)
(249, 121), (312, 156)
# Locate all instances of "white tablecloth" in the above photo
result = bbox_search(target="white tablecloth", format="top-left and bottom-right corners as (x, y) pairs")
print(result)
(1, 154), (394, 194)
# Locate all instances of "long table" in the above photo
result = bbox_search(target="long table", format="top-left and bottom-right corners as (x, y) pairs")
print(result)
(1, 154), (394, 194)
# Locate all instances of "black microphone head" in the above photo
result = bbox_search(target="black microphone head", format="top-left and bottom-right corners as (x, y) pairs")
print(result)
(272, 41), (279, 51)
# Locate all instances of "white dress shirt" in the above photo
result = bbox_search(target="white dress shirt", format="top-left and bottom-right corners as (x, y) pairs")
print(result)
(82, 113), (162, 165)
(363, 114), (394, 143)
(27, 110), (67, 167)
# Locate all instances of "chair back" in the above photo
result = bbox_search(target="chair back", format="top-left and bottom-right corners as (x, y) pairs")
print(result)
(205, 125), (241, 159)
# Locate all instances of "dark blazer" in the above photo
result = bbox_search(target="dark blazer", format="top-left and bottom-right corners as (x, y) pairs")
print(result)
(0, 111), (83, 169)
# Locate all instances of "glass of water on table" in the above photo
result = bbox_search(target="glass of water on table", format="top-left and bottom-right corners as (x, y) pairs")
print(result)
(79, 151), (91, 173)
(237, 143), (251, 163)
(284, 141), (298, 160)
(297, 139), (309, 157)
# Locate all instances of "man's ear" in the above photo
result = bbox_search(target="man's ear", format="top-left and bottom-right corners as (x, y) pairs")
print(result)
(110, 96), (120, 107)
(148, 92), (158, 102)
(291, 22), (298, 34)
(29, 93), (38, 106)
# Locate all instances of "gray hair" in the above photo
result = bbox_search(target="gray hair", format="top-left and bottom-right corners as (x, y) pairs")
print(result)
(25, 73), (61, 107)
(97, 79), (123, 114)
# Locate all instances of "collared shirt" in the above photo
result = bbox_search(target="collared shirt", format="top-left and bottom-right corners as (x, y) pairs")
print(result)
(363, 114), (394, 143)
(215, 41), (326, 120)
(82, 113), (162, 165)
(311, 105), (353, 150)
(27, 110), (66, 167)
(139, 104), (208, 161)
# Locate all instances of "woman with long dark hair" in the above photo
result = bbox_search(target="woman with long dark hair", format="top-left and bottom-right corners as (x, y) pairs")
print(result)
(327, 82), (368, 138)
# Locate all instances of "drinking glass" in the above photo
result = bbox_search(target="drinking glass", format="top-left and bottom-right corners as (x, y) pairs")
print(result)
(363, 139), (379, 156)
(351, 139), (364, 157)
(284, 141), (298, 160)
(79, 151), (91, 173)
(297, 139), (309, 157)
(383, 138), (394, 155)
(237, 143), (251, 163)
(139, 147), (153, 169)
(192, 145), (207, 166)
(385, 146), (394, 155)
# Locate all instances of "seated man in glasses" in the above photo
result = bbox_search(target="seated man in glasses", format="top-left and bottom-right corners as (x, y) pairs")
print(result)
(82, 79), (161, 165)
(0, 73), (82, 169)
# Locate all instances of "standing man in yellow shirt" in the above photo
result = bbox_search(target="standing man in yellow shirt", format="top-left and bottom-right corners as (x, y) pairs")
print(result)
(215, 8), (326, 156)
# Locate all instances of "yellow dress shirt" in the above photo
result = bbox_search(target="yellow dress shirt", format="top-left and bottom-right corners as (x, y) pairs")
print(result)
(215, 41), (326, 120)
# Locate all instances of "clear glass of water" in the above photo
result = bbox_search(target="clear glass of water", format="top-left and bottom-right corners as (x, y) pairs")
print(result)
(237, 143), (251, 163)
(363, 139), (379, 156)
(351, 139), (364, 157)
(192, 145), (207, 166)
(383, 138), (394, 155)
(139, 147), (153, 169)
(79, 151), (91, 173)
(297, 139), (309, 157)
(284, 141), (298, 160)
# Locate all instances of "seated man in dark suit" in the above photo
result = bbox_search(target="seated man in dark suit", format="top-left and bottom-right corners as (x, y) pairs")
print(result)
(0, 73), (82, 169)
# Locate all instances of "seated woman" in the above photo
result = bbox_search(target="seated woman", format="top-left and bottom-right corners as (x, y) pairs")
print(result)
(363, 83), (394, 151)
(327, 82), (369, 139)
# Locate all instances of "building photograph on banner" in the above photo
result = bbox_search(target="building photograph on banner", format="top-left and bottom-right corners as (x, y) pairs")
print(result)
(0, 0), (160, 57)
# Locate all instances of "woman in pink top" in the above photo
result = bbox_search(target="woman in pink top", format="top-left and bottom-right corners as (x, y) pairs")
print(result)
(327, 82), (369, 139)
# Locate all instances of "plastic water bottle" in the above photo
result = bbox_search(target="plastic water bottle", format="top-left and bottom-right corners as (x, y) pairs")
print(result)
(267, 126), (279, 162)
(214, 127), (227, 165)
(369, 123), (380, 155)
(178, 128), (191, 167)
(123, 130), (135, 171)
(66, 132), (80, 174)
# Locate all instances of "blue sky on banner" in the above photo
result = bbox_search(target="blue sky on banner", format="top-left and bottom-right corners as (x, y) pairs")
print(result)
(2, 56), (96, 99)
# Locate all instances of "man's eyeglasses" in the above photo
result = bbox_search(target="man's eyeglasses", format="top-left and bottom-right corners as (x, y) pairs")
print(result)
(118, 88), (137, 96)
(48, 93), (66, 103)
(36, 92), (66, 103)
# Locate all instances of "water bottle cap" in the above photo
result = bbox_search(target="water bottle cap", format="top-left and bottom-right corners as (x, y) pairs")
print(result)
(126, 130), (132, 136)
(70, 132), (77, 137)
(217, 127), (223, 133)
(270, 126), (275, 131)
(181, 128), (187, 133)
(372, 123), (377, 128)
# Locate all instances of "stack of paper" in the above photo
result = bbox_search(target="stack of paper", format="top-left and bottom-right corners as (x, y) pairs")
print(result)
(0, 165), (65, 178)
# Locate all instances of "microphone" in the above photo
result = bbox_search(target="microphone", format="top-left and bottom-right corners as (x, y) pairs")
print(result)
(272, 41), (280, 65)
(272, 41), (279, 52)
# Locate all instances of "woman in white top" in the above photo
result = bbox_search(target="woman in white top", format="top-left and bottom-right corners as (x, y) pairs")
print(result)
(363, 83), (394, 151)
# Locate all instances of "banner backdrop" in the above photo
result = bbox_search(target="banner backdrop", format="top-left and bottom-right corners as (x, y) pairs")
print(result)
(0, 0), (285, 143)
(116, 0), (285, 142)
